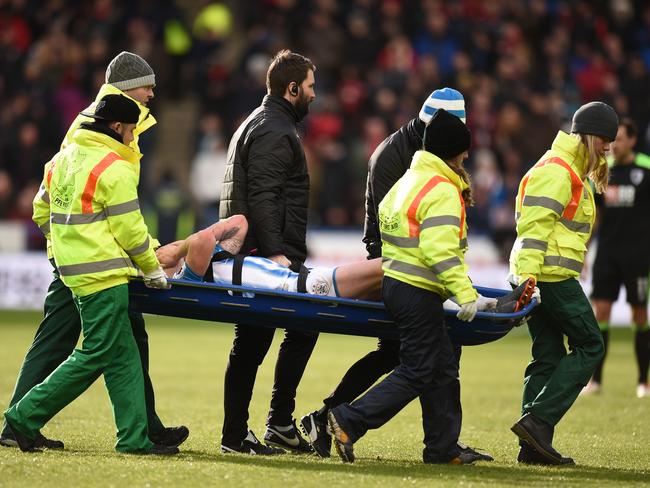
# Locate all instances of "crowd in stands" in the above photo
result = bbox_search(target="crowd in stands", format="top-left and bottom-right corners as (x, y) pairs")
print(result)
(1, 0), (650, 259)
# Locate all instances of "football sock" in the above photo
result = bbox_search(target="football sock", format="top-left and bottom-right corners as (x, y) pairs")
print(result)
(634, 327), (650, 384)
(592, 323), (609, 384)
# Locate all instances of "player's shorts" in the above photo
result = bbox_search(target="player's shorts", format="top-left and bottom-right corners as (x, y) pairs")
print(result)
(591, 251), (649, 305)
(211, 255), (339, 297)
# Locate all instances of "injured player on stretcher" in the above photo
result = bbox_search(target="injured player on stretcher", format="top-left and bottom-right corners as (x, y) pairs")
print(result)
(154, 215), (534, 316)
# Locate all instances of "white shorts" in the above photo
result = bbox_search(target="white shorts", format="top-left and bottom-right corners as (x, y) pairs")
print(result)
(211, 256), (338, 297)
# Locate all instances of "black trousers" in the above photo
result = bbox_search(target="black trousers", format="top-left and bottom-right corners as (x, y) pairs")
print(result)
(1, 271), (165, 438)
(332, 277), (461, 463)
(322, 328), (462, 417)
(221, 324), (319, 447)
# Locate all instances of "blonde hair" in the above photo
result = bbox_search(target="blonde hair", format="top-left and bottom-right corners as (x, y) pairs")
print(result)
(572, 133), (609, 194)
(446, 158), (474, 206)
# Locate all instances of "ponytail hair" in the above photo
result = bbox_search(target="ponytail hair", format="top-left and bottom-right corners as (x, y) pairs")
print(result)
(572, 133), (609, 194)
(446, 158), (474, 206)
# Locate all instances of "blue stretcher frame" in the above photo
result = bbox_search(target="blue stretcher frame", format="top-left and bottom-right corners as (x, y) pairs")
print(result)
(128, 278), (537, 346)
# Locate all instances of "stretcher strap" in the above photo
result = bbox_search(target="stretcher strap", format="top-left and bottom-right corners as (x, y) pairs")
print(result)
(297, 264), (309, 293)
(232, 254), (245, 286)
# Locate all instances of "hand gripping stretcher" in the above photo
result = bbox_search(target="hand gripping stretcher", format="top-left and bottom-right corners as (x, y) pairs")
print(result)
(128, 278), (537, 346)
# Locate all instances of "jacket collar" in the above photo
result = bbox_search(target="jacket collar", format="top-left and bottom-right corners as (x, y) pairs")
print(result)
(72, 126), (141, 164)
(404, 118), (425, 149)
(410, 150), (469, 192)
(263, 94), (301, 123)
(93, 84), (156, 133)
(549, 130), (589, 176)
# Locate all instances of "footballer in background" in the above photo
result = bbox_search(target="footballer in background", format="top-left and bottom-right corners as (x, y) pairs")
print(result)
(585, 118), (650, 398)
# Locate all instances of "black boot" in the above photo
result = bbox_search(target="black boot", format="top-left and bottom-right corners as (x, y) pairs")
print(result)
(518, 442), (574, 465)
(511, 413), (573, 465)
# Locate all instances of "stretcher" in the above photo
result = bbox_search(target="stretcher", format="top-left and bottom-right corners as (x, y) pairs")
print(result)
(128, 278), (537, 346)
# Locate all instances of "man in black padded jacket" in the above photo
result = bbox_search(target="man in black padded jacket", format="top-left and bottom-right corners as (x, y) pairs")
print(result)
(301, 88), (493, 463)
(219, 50), (317, 455)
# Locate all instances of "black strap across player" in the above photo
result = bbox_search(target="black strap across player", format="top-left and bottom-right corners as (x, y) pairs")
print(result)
(296, 263), (309, 293)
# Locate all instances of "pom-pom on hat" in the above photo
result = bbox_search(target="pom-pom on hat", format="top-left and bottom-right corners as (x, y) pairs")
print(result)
(423, 109), (471, 159)
(105, 51), (156, 91)
(419, 87), (466, 124)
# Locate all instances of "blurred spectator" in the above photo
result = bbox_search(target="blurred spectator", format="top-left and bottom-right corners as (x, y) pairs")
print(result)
(189, 113), (228, 229)
(1, 0), (650, 261)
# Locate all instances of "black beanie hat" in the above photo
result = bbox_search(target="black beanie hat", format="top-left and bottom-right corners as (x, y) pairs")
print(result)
(571, 101), (618, 141)
(423, 108), (471, 159)
(80, 94), (140, 124)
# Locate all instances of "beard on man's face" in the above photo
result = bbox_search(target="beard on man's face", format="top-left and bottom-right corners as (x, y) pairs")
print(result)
(294, 91), (312, 121)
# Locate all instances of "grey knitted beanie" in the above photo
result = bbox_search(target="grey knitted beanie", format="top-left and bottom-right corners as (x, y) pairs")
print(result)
(105, 51), (156, 90)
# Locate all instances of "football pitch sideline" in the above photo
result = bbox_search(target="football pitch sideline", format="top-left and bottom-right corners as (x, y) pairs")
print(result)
(0, 311), (648, 487)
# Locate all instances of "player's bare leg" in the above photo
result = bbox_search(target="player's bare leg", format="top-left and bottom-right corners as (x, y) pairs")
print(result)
(335, 259), (383, 300)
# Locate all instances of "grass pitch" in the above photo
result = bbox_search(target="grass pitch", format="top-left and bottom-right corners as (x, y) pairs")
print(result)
(0, 310), (648, 487)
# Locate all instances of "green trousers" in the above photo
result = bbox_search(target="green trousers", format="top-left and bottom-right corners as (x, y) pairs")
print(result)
(4, 284), (153, 452)
(522, 278), (604, 426)
(1, 270), (164, 439)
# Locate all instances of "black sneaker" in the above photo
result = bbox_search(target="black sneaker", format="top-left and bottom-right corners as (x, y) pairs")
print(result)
(457, 441), (493, 461)
(143, 443), (180, 455)
(149, 426), (189, 447)
(264, 420), (313, 454)
(35, 433), (64, 450)
(327, 409), (354, 463)
(447, 451), (481, 465)
(300, 411), (331, 458)
(221, 430), (285, 455)
(1, 432), (64, 450)
(0, 435), (18, 448)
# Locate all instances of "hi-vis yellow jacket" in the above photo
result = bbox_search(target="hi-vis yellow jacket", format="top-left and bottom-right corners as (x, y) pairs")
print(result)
(38, 128), (160, 296)
(33, 84), (156, 258)
(509, 131), (596, 283)
(379, 150), (478, 304)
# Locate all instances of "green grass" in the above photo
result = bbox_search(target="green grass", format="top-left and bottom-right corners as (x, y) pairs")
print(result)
(0, 311), (648, 487)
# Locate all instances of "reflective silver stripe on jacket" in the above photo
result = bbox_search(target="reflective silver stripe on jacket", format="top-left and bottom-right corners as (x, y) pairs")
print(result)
(51, 211), (106, 225)
(38, 186), (50, 204)
(559, 217), (590, 233)
(382, 214), (462, 249)
(421, 215), (460, 231)
(383, 258), (440, 283)
(39, 222), (50, 235)
(431, 256), (462, 274)
(522, 195), (564, 215)
(125, 236), (150, 257)
(543, 255), (583, 273)
(58, 257), (135, 276)
(50, 200), (140, 225)
(381, 233), (419, 248)
(106, 199), (140, 217)
(521, 238), (548, 251)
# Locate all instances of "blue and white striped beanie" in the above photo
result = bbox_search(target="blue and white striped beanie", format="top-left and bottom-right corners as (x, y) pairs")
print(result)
(419, 88), (466, 125)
